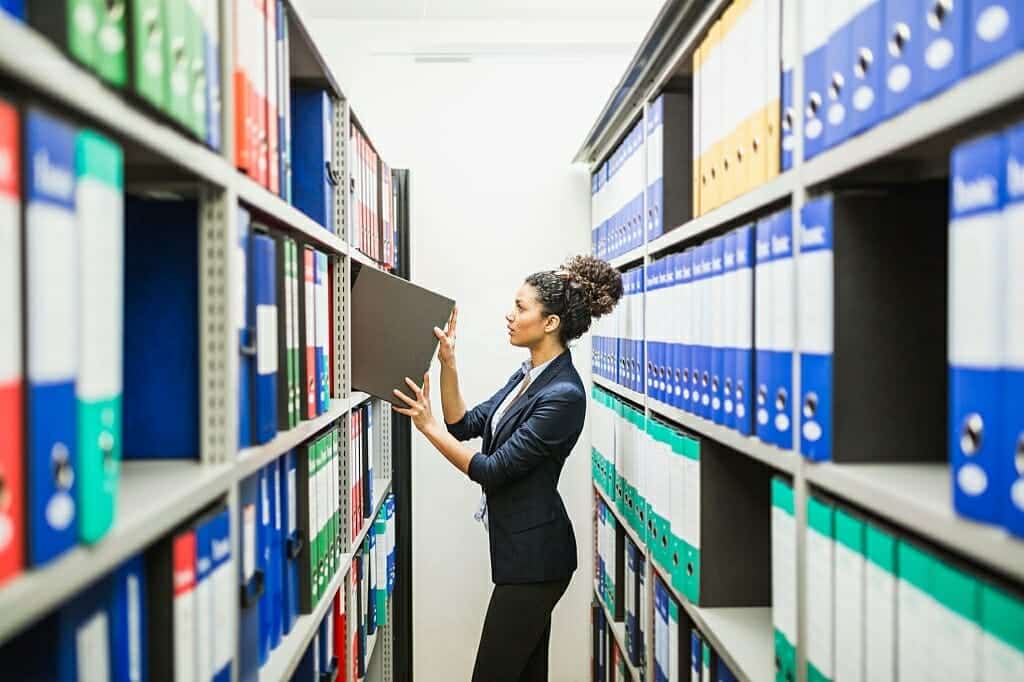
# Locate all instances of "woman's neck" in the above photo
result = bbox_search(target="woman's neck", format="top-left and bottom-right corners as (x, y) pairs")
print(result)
(529, 341), (565, 369)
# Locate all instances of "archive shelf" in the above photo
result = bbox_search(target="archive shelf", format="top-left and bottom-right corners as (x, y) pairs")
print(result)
(647, 171), (796, 257)
(646, 399), (796, 475)
(806, 463), (1024, 584)
(609, 248), (645, 271)
(802, 51), (1024, 188)
(260, 569), (347, 682)
(237, 403), (351, 481)
(236, 174), (350, 257)
(594, 376), (795, 475)
(0, 460), (235, 643)
(594, 482), (645, 553)
(593, 581), (644, 681)
(353, 478), (394, 555)
(651, 559), (772, 682)
(593, 375), (646, 410)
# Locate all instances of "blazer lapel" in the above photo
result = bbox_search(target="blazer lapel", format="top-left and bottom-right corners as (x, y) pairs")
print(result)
(491, 351), (571, 447)
(483, 370), (528, 452)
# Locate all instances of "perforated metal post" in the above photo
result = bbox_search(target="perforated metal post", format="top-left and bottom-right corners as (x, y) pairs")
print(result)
(379, 404), (392, 479)
(199, 184), (236, 466)
(381, 600), (394, 682)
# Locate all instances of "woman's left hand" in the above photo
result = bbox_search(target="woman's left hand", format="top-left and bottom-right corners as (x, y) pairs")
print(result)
(393, 374), (436, 433)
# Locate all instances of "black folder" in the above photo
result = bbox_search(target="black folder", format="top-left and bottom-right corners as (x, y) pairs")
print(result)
(351, 263), (455, 404)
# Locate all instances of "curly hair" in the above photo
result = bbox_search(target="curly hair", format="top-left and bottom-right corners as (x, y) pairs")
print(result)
(525, 255), (624, 345)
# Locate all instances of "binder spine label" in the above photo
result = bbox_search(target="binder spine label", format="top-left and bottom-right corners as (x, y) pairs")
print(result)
(710, 238), (725, 423)
(780, 0), (797, 170)
(734, 227), (754, 435)
(849, 0), (884, 136)
(754, 218), (774, 442)
(919, 0), (968, 97)
(865, 524), (896, 682)
(801, 0), (828, 159)
(883, 0), (921, 116)
(798, 197), (834, 462)
(806, 497), (834, 680)
(771, 478), (797, 658)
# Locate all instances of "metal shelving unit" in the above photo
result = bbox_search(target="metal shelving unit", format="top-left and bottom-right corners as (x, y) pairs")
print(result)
(579, 1), (1024, 680)
(0, 2), (400, 679)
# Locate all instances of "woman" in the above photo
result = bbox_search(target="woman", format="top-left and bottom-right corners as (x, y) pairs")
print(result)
(392, 254), (623, 682)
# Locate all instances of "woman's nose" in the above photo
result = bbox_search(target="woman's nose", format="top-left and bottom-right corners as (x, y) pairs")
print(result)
(506, 312), (514, 323)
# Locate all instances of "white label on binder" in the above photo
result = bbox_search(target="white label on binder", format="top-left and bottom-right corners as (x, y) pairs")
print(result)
(212, 548), (235, 674)
(27, 203), (75, 381)
(128, 574), (142, 682)
(77, 610), (111, 682)
(0, 196), (19, 382)
(288, 467), (297, 534)
(243, 503), (256, 580)
(835, 542), (865, 682)
(257, 304), (278, 374)
(682, 455), (701, 550)
(932, 600), (981, 680)
(772, 504), (797, 643)
(897, 579), (933, 682)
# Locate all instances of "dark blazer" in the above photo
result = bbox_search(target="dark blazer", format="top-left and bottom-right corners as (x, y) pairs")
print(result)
(446, 349), (585, 584)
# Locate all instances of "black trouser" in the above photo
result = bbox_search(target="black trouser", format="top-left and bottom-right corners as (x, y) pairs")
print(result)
(472, 578), (571, 682)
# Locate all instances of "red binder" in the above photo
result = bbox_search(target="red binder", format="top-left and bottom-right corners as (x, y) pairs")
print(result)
(0, 99), (22, 586)
(233, 0), (251, 173)
(253, 0), (268, 187)
(265, 0), (279, 195)
(333, 590), (347, 681)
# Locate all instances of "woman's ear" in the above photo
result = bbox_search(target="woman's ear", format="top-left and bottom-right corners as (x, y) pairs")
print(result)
(545, 314), (561, 334)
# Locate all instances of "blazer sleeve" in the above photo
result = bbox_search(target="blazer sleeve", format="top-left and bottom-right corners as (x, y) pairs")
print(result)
(444, 372), (518, 442)
(467, 386), (585, 492)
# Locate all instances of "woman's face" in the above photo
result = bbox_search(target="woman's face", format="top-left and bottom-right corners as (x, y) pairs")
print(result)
(506, 283), (557, 348)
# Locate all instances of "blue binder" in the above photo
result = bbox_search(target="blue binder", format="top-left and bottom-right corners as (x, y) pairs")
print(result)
(691, 630), (703, 680)
(367, 532), (377, 636)
(110, 555), (147, 682)
(681, 250), (695, 413)
(654, 579), (668, 682)
(722, 232), (737, 430)
(0, 0), (23, 19)
(733, 225), (754, 436)
(123, 197), (199, 459)
(754, 216), (774, 444)
(1004, 124), (1024, 538)
(386, 494), (396, 594)
(238, 207), (253, 449)
(781, 5), (796, 171)
(281, 450), (301, 634)
(802, 0), (828, 159)
(970, 0), (1024, 72)
(277, 1), (291, 202)
(918, 0), (968, 99)
(848, 0), (885, 137)
(824, 2), (854, 149)
(770, 210), (795, 450)
(196, 510), (215, 680)
(238, 472), (263, 682)
(25, 108), (78, 566)
(253, 233), (278, 445)
(949, 133), (1004, 525)
(269, 462), (284, 651)
(883, 0), (922, 117)
(670, 254), (684, 409)
(688, 248), (702, 416)
(290, 90), (335, 231)
(258, 467), (271, 666)
(648, 97), (664, 242)
(710, 237), (725, 425)
(798, 196), (835, 462)
(61, 578), (114, 681)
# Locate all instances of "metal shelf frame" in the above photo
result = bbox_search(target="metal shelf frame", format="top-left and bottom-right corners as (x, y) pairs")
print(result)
(0, 4), (399, 680)
(593, 581), (645, 682)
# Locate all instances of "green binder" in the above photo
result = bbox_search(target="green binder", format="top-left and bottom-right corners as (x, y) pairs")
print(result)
(184, 0), (206, 140)
(679, 433), (700, 605)
(162, 0), (191, 129)
(375, 509), (388, 623)
(94, 0), (127, 86)
(288, 239), (299, 428)
(75, 129), (124, 544)
(865, 522), (897, 680)
(806, 495), (835, 682)
(130, 0), (166, 109)
(771, 478), (796, 682)
(980, 582), (1024, 679)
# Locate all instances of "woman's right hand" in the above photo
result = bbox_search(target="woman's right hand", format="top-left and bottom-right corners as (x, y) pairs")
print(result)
(434, 307), (458, 369)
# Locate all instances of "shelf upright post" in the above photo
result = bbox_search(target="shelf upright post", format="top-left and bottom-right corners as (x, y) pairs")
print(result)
(200, 184), (238, 466)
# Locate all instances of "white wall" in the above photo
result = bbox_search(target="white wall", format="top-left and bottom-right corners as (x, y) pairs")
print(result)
(307, 17), (644, 680)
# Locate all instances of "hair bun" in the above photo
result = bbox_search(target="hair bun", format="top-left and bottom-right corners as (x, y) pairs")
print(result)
(561, 255), (623, 319)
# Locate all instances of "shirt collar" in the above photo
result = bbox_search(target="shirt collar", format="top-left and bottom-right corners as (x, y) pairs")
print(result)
(521, 355), (557, 382)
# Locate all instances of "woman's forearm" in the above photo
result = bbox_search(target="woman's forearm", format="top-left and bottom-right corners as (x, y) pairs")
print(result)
(439, 362), (468, 425)
(423, 421), (475, 474)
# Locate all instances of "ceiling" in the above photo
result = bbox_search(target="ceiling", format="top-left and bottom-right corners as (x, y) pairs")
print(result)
(299, 0), (665, 21)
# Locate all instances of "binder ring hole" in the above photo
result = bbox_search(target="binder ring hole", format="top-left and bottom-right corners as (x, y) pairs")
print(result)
(686, 562), (694, 577)
(682, 369), (690, 383)
(701, 371), (709, 388)
(806, 93), (822, 118)
(712, 376), (719, 392)
(661, 536), (667, 548)
(724, 378), (732, 397)
(829, 73), (845, 100)
(757, 385), (768, 406)
(928, 0), (952, 30)
(855, 48), (874, 78)
(889, 24), (911, 57)
(960, 413), (983, 455)
(672, 552), (679, 566)
(1014, 436), (1023, 474)
(736, 381), (744, 401)
(803, 393), (818, 419)
(106, 0), (124, 21)
(52, 444), (74, 490)
(775, 388), (788, 411)
(783, 109), (794, 132)
(775, 656), (781, 673)
(752, 137), (761, 153)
